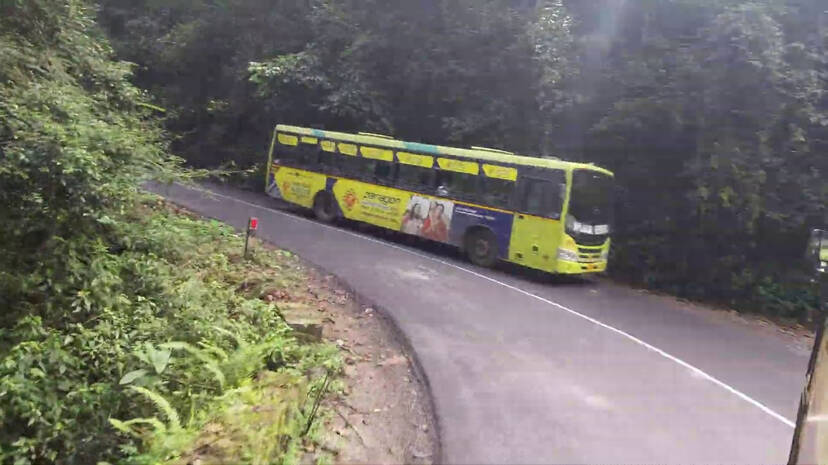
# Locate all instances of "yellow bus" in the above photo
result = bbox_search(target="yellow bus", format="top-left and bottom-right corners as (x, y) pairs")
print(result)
(265, 125), (614, 274)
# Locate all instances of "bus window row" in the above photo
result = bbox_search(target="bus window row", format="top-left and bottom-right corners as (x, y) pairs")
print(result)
(275, 135), (564, 218)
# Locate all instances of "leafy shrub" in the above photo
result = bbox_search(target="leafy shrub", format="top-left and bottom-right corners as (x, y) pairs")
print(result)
(0, 200), (340, 464)
(0, 3), (339, 462)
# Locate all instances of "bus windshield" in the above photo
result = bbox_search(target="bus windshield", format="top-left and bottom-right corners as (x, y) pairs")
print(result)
(569, 170), (613, 228)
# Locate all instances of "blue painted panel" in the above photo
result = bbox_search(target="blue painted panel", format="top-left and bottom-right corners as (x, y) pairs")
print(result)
(449, 204), (514, 259)
(402, 141), (440, 155)
(266, 172), (282, 198)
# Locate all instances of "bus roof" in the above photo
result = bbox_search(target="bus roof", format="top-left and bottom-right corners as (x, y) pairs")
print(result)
(276, 124), (614, 177)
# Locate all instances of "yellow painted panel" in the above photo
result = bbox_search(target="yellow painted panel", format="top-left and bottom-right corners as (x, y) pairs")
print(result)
(332, 180), (413, 231)
(300, 136), (318, 144)
(338, 143), (358, 156)
(509, 214), (563, 273)
(278, 133), (298, 146)
(321, 140), (336, 152)
(482, 164), (517, 181)
(397, 151), (434, 168)
(437, 158), (479, 175)
(273, 168), (327, 209)
(361, 146), (394, 161)
(274, 124), (616, 178)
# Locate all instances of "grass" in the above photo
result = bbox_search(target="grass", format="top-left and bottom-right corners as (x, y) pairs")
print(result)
(0, 195), (343, 465)
(115, 197), (345, 465)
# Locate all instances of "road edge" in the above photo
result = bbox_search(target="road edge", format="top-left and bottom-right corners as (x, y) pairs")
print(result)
(153, 189), (443, 463)
(304, 260), (443, 462)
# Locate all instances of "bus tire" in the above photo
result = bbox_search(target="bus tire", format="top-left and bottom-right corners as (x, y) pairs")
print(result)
(313, 191), (337, 223)
(465, 228), (498, 268)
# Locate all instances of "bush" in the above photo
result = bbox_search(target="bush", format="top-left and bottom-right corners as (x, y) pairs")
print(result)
(0, 200), (340, 464)
(0, 2), (339, 462)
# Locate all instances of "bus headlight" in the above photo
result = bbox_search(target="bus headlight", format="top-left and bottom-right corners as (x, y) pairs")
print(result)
(600, 249), (609, 261)
(557, 248), (579, 262)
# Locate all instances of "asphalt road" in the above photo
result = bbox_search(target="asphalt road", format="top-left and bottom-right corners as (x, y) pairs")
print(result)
(150, 182), (810, 464)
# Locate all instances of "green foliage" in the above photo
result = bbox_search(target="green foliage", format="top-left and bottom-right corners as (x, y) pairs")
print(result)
(109, 417), (169, 437)
(0, 2), (339, 463)
(97, 0), (316, 167)
(98, 0), (575, 159)
(1, 201), (340, 464)
(0, 1), (169, 461)
(128, 386), (182, 432)
(93, 0), (826, 316)
(148, 371), (318, 465)
(575, 0), (827, 315)
(0, 0), (179, 326)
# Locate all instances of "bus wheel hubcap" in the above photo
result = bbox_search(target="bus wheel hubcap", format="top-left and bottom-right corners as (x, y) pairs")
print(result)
(475, 239), (490, 256)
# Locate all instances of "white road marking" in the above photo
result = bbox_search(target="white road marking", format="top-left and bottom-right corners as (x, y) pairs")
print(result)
(172, 185), (797, 429)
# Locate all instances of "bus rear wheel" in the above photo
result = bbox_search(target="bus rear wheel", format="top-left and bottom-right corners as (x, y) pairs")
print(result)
(465, 228), (498, 268)
(313, 192), (337, 223)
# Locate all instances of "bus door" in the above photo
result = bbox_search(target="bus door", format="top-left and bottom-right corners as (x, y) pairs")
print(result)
(510, 170), (566, 271)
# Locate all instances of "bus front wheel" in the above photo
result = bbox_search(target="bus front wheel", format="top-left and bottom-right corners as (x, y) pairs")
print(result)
(465, 228), (498, 268)
(313, 192), (337, 223)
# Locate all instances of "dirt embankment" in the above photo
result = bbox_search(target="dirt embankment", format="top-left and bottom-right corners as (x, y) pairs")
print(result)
(262, 246), (438, 464)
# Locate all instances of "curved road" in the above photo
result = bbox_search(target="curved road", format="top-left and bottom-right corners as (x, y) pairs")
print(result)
(151, 182), (809, 464)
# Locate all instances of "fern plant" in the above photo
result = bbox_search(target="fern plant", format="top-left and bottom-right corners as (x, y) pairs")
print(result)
(161, 342), (226, 391)
(129, 386), (182, 431)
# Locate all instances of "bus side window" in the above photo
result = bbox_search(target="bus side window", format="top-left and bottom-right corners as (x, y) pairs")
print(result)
(481, 177), (515, 210)
(317, 145), (338, 175)
(436, 170), (479, 201)
(518, 175), (564, 219)
(276, 133), (301, 166)
(397, 164), (435, 192)
(337, 155), (379, 183)
(294, 140), (319, 170)
(373, 160), (395, 185)
(336, 155), (365, 179)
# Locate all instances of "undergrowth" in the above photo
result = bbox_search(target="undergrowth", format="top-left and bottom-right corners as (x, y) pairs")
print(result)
(0, 197), (341, 464)
(1, 3), (341, 463)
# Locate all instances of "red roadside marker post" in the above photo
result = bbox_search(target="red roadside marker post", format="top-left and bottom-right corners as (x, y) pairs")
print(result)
(244, 217), (258, 260)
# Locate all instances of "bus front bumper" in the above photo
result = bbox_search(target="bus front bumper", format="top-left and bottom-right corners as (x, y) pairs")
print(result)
(556, 259), (607, 274)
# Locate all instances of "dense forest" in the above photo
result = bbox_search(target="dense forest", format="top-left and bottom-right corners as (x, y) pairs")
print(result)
(96, 0), (827, 318)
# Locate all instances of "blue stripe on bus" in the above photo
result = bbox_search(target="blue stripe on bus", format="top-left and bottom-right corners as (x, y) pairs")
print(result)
(403, 141), (440, 155)
(266, 172), (282, 198)
(449, 204), (514, 259)
(312, 129), (326, 138)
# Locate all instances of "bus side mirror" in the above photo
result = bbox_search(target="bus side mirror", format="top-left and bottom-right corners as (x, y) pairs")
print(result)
(806, 229), (827, 275)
